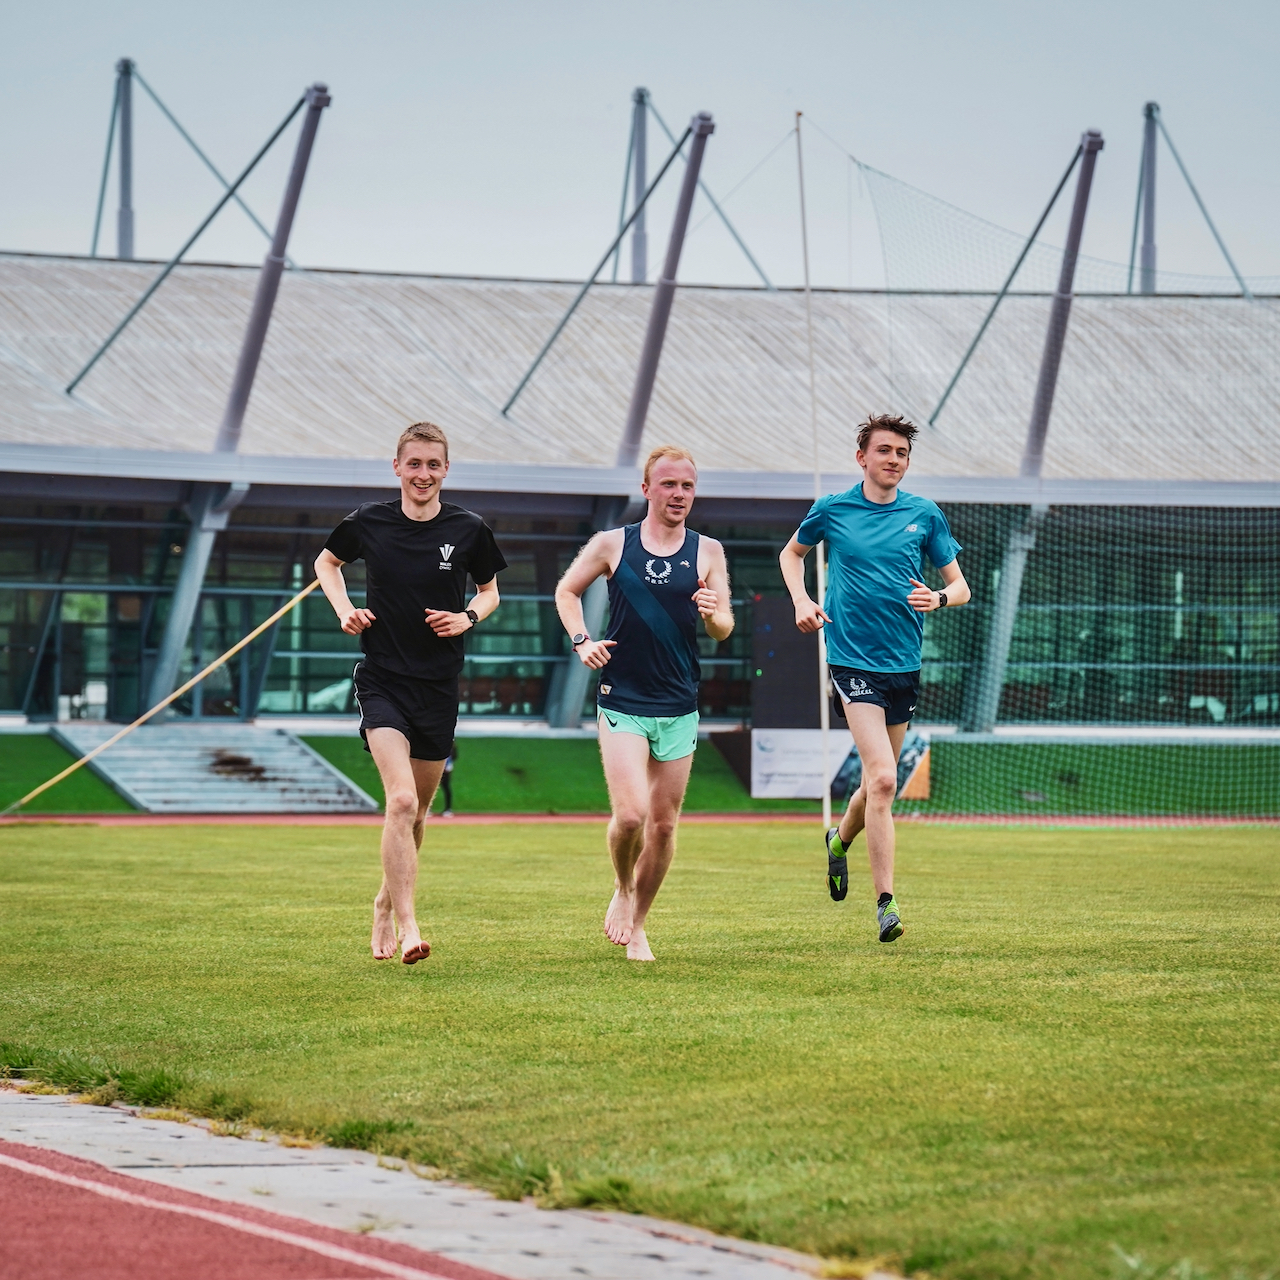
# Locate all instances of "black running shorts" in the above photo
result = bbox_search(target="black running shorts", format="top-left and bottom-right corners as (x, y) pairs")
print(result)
(830, 665), (920, 726)
(353, 661), (458, 761)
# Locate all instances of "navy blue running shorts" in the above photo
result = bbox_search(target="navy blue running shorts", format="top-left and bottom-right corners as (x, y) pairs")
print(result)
(353, 661), (458, 761)
(829, 666), (920, 726)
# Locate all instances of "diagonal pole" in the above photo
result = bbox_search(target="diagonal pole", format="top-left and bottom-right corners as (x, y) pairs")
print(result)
(133, 67), (294, 269)
(90, 76), (121, 258)
(929, 145), (1082, 426)
(148, 83), (331, 708)
(66, 93), (307, 395)
(0, 581), (320, 816)
(648, 97), (775, 291)
(616, 113), (715, 467)
(501, 126), (691, 417)
(1155, 111), (1253, 300)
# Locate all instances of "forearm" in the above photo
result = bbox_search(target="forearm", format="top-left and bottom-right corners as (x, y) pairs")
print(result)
(555, 586), (587, 637)
(467, 583), (500, 622)
(705, 609), (734, 643)
(939, 565), (971, 608)
(779, 548), (811, 603)
(315, 557), (355, 618)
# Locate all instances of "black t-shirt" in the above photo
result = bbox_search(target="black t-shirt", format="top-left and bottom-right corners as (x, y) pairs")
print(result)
(324, 500), (507, 681)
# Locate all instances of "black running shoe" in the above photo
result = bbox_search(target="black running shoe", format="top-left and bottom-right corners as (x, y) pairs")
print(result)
(826, 827), (849, 901)
(877, 895), (904, 943)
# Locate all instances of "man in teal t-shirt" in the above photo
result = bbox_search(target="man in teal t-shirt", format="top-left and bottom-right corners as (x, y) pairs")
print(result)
(779, 414), (971, 944)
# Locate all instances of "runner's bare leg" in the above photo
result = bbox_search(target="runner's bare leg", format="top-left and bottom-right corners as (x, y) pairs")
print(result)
(626, 752), (694, 961)
(598, 725), (655, 945)
(838, 706), (909, 898)
(366, 727), (444, 961)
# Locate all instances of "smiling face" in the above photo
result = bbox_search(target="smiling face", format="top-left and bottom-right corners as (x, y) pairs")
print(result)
(642, 456), (697, 528)
(856, 428), (912, 491)
(393, 438), (449, 511)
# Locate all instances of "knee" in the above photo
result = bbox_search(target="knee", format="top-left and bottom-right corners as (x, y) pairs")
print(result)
(647, 814), (677, 841)
(385, 788), (419, 821)
(613, 809), (646, 839)
(865, 769), (898, 802)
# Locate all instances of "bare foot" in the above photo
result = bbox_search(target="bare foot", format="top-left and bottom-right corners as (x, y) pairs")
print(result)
(626, 928), (655, 962)
(400, 932), (431, 965)
(604, 887), (634, 946)
(371, 895), (397, 960)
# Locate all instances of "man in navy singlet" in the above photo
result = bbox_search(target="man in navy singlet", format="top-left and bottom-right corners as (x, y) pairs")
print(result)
(555, 446), (734, 961)
(780, 414), (971, 944)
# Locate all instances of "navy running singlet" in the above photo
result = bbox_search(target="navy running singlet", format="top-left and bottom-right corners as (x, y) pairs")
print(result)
(596, 524), (701, 717)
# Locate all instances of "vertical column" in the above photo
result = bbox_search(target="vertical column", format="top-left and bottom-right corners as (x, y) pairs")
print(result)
(116, 58), (134, 260)
(630, 88), (648, 284)
(1140, 102), (1157, 294)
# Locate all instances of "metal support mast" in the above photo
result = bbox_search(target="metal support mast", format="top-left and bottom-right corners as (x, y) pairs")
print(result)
(964, 129), (1104, 734)
(616, 111), (715, 468)
(631, 88), (648, 284)
(1140, 102), (1157, 294)
(116, 58), (135, 260)
(147, 83), (331, 710)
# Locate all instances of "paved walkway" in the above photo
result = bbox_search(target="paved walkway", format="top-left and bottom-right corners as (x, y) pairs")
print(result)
(0, 1088), (833, 1280)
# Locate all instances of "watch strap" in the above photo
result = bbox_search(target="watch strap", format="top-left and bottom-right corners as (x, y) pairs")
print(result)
(465, 608), (479, 625)
(937, 592), (948, 609)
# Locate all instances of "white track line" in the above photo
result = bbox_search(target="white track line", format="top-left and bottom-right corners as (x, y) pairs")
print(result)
(0, 1149), (472, 1280)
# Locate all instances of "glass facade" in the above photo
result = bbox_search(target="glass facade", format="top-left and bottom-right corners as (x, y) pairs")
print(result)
(1, 500), (1275, 727)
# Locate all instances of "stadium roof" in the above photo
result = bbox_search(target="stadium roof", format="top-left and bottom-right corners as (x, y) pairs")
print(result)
(1, 252), (1277, 508)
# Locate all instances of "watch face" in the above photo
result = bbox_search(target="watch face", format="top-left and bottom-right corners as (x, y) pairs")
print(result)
(572, 633), (587, 646)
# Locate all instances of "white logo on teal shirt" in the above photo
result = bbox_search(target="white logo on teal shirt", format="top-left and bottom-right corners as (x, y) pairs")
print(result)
(905, 524), (918, 532)
(644, 559), (672, 584)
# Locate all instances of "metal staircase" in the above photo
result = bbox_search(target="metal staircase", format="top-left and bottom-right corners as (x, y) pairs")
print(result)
(51, 722), (380, 814)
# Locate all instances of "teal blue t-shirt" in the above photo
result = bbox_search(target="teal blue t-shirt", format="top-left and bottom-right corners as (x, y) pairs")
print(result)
(797, 485), (961, 673)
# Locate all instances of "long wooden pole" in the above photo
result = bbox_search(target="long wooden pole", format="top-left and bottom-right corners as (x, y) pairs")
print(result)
(1, 580), (320, 817)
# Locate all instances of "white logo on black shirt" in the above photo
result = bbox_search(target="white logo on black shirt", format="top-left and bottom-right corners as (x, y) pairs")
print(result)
(644, 559), (673, 584)
(439, 543), (455, 569)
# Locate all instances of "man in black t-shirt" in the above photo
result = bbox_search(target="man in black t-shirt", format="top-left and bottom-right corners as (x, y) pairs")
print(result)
(316, 422), (507, 965)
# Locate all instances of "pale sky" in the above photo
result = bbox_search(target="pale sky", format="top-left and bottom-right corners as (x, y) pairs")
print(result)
(3, 0), (1277, 289)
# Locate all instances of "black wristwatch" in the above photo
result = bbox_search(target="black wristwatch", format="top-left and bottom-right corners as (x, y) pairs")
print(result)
(571, 632), (589, 649)
(936, 592), (948, 609)
(465, 608), (479, 626)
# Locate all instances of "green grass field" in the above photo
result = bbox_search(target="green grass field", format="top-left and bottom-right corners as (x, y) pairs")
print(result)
(303, 735), (810, 813)
(2, 820), (1277, 1279)
(0, 734), (134, 813)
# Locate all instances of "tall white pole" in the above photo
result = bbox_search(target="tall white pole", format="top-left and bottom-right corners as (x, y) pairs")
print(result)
(796, 112), (832, 830)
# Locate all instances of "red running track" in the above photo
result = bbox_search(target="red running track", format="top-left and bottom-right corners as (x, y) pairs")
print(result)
(0, 1138), (511, 1280)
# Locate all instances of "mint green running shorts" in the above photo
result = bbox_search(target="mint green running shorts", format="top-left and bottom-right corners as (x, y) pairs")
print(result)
(597, 708), (699, 762)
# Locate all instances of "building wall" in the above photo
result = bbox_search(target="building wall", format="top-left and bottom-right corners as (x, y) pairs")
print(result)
(0, 497), (1275, 728)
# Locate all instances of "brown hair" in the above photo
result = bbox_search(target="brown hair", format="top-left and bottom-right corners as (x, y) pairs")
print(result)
(397, 421), (449, 460)
(857, 413), (918, 453)
(643, 444), (697, 486)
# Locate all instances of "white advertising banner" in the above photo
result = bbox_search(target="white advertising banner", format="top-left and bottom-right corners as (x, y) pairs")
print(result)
(750, 728), (851, 799)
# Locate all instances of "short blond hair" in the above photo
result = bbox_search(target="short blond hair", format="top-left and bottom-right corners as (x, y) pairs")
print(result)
(643, 444), (697, 486)
(397, 421), (449, 460)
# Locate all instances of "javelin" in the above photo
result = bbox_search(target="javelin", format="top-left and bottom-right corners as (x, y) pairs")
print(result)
(1, 579), (321, 817)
